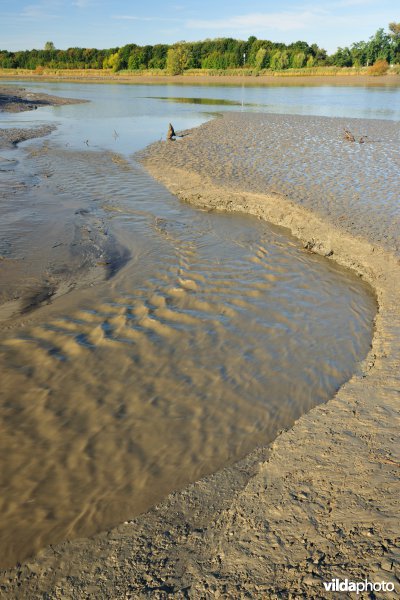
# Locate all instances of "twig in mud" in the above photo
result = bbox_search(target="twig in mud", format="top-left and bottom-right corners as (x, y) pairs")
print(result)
(166, 123), (189, 141)
(343, 130), (372, 144)
(370, 452), (400, 467)
(167, 123), (176, 140)
(343, 129), (355, 142)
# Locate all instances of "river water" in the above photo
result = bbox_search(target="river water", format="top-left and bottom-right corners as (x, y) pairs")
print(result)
(0, 81), (385, 567)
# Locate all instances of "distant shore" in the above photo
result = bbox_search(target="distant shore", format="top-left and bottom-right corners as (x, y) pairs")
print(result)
(1, 69), (400, 86)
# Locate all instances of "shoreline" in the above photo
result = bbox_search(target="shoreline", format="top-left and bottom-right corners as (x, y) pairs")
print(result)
(1, 71), (400, 87)
(0, 84), (88, 113)
(0, 114), (399, 597)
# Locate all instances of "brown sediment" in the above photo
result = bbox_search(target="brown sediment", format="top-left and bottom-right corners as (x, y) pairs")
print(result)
(0, 124), (57, 147)
(0, 84), (88, 113)
(0, 140), (131, 323)
(0, 114), (399, 598)
(1, 70), (400, 87)
(0, 84), (87, 155)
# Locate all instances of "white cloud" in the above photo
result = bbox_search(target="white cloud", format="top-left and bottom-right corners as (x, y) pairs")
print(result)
(112, 15), (181, 22)
(20, 1), (61, 19)
(185, 10), (325, 32)
(331, 0), (374, 7)
(185, 7), (391, 36)
(73, 0), (91, 7)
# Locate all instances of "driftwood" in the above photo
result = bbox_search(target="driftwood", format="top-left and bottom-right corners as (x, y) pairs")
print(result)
(167, 123), (176, 140)
(343, 129), (369, 144)
(344, 128), (355, 142)
(166, 123), (190, 141)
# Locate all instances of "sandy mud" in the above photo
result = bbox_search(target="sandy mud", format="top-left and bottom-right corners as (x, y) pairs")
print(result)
(0, 86), (115, 321)
(0, 113), (376, 569)
(0, 113), (399, 598)
(0, 85), (85, 148)
(0, 85), (87, 113)
(0, 146), (130, 323)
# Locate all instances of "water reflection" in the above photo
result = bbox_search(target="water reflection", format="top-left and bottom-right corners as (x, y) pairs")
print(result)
(148, 96), (248, 106)
(1, 81), (399, 158)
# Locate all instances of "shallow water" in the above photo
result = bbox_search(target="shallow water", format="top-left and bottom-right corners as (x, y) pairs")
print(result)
(0, 82), (378, 567)
(1, 80), (400, 156)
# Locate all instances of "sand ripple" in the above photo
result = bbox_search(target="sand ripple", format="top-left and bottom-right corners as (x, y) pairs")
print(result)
(0, 135), (376, 568)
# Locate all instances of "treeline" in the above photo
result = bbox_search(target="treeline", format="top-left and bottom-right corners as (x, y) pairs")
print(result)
(0, 23), (399, 73)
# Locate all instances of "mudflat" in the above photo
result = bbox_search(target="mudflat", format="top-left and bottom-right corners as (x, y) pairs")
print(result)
(0, 108), (398, 598)
(0, 88), (129, 323)
(0, 85), (74, 147)
(0, 84), (87, 113)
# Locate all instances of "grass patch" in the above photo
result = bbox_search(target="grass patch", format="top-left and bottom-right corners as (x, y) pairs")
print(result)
(1, 65), (399, 80)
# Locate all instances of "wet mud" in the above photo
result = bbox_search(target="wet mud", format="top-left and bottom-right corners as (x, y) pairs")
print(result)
(0, 123), (377, 572)
(0, 84), (88, 113)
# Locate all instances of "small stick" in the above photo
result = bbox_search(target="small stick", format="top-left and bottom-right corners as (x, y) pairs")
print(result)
(344, 129), (355, 142)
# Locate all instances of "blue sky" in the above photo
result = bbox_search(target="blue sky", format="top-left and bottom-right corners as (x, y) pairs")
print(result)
(0, 0), (397, 53)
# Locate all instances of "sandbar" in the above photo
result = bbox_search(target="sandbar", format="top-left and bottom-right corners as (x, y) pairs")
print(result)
(0, 84), (88, 113)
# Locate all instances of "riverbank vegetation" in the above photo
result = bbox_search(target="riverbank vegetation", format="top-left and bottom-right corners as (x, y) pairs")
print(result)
(1, 23), (399, 76)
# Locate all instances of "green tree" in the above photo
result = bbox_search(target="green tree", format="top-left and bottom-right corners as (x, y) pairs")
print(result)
(270, 50), (289, 70)
(389, 22), (400, 38)
(366, 28), (391, 64)
(291, 52), (306, 68)
(388, 22), (400, 63)
(118, 44), (137, 69)
(127, 48), (144, 70)
(44, 41), (55, 51)
(254, 47), (267, 71)
(310, 43), (327, 65)
(350, 41), (368, 66)
(331, 46), (352, 67)
(306, 55), (315, 67)
(104, 51), (120, 71)
(166, 44), (189, 74)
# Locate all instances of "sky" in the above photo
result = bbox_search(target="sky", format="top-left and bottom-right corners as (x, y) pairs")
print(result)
(0, 0), (397, 54)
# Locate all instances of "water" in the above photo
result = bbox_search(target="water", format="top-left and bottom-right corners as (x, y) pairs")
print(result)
(0, 81), (379, 567)
(1, 81), (400, 156)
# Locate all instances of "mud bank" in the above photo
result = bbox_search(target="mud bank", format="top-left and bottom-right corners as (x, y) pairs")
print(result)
(0, 137), (129, 324)
(0, 114), (399, 599)
(0, 84), (87, 113)
(0, 124), (57, 148)
(0, 87), (107, 322)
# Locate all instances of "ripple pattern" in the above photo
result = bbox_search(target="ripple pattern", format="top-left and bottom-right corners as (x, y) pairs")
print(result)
(0, 140), (376, 568)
